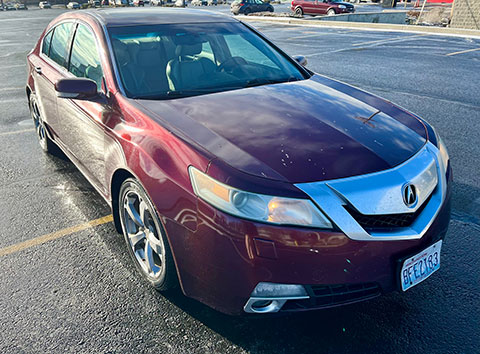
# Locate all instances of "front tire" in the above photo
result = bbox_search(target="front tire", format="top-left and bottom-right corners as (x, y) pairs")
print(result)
(327, 9), (336, 15)
(119, 178), (177, 291)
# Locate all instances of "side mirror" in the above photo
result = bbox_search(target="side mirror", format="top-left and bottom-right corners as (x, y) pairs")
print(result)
(293, 55), (307, 67)
(55, 78), (98, 100)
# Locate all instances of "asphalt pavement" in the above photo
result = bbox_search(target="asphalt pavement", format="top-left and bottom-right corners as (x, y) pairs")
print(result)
(0, 7), (479, 354)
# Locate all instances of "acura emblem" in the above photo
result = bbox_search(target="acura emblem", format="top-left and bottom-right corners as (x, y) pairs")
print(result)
(402, 183), (418, 208)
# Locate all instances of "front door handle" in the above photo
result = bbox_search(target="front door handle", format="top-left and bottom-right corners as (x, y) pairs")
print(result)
(34, 66), (42, 75)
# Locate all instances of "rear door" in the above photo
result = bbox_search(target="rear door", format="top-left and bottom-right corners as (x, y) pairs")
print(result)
(31, 22), (74, 139)
(302, 0), (317, 15)
(55, 22), (110, 194)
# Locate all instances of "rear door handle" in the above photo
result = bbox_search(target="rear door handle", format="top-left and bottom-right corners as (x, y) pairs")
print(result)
(34, 66), (42, 74)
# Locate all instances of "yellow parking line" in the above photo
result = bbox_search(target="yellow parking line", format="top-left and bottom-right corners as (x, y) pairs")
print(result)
(0, 128), (35, 137)
(0, 214), (113, 258)
(446, 47), (480, 56)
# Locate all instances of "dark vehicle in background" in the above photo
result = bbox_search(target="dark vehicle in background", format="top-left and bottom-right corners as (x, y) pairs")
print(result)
(5, 2), (17, 10)
(133, 0), (144, 6)
(14, 2), (28, 9)
(39, 1), (52, 8)
(26, 8), (451, 316)
(88, 0), (101, 7)
(231, 0), (273, 15)
(292, 0), (354, 16)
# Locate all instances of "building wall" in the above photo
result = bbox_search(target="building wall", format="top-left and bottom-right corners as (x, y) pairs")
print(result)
(450, 0), (480, 30)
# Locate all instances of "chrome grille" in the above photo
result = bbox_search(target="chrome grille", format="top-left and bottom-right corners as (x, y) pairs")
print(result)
(345, 193), (432, 230)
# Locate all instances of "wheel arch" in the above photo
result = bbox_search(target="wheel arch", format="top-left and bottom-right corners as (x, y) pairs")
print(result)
(110, 167), (187, 293)
(327, 6), (337, 14)
(110, 168), (135, 233)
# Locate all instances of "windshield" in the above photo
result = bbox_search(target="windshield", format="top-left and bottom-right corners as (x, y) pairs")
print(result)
(108, 22), (307, 100)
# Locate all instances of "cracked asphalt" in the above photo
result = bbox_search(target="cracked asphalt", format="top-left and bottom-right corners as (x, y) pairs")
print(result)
(0, 7), (479, 354)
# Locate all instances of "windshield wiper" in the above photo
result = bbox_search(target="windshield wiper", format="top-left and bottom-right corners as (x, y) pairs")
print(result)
(133, 89), (217, 100)
(244, 76), (300, 88)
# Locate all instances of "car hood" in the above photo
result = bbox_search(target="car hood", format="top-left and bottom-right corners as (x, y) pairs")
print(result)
(136, 75), (426, 183)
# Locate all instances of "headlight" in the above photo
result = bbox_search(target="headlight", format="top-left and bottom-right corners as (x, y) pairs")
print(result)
(189, 166), (333, 229)
(338, 4), (346, 8)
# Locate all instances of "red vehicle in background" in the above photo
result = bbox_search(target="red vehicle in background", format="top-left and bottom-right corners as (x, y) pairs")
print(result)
(291, 0), (355, 16)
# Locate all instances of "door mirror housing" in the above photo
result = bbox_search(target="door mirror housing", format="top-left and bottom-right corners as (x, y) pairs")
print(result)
(293, 55), (308, 67)
(55, 78), (98, 100)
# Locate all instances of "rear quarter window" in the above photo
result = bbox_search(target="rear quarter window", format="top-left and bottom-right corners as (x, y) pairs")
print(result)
(42, 29), (54, 57)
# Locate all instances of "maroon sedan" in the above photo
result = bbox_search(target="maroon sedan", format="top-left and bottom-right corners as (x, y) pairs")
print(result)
(291, 0), (355, 16)
(26, 8), (451, 315)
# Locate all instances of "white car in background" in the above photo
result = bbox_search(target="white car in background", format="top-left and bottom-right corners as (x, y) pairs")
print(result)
(39, 1), (52, 8)
(66, 1), (80, 8)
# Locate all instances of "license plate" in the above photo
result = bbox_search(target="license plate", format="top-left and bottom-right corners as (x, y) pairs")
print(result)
(400, 240), (442, 291)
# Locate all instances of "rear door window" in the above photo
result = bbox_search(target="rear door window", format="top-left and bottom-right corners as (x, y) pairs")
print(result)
(49, 22), (74, 68)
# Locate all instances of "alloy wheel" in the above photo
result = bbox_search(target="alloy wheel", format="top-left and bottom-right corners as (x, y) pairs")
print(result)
(30, 97), (48, 150)
(121, 188), (166, 280)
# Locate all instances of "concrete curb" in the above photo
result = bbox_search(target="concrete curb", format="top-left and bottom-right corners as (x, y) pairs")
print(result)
(240, 16), (480, 39)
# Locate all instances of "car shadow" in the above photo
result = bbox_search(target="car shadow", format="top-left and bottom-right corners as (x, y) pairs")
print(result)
(45, 153), (480, 353)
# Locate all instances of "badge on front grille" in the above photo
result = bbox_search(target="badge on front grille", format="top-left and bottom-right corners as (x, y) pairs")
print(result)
(402, 183), (418, 208)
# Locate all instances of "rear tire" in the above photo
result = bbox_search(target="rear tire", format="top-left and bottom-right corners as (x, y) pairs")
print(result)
(294, 6), (303, 16)
(244, 7), (250, 15)
(119, 178), (178, 292)
(29, 93), (58, 155)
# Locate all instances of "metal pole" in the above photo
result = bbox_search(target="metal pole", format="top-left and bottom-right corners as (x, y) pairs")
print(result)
(416, 0), (427, 25)
(449, 0), (456, 27)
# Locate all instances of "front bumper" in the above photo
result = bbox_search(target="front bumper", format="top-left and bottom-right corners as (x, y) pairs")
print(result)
(165, 168), (451, 315)
(339, 7), (355, 14)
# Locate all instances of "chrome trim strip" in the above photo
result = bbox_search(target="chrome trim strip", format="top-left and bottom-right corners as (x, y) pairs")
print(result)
(295, 142), (447, 241)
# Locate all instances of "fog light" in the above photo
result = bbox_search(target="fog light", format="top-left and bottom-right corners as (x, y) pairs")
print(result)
(251, 282), (307, 297)
(244, 282), (310, 313)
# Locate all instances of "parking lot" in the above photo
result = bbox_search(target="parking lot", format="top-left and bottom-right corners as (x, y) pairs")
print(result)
(1, 7), (479, 354)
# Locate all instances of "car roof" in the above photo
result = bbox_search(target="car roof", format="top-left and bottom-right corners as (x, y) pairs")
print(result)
(87, 8), (237, 27)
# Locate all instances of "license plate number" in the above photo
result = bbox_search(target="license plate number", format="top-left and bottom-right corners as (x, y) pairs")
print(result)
(400, 240), (442, 291)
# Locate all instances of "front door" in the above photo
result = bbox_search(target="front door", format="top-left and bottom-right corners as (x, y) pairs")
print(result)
(55, 23), (110, 194)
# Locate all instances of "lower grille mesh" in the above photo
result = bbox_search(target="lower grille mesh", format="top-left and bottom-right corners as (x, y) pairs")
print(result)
(281, 283), (381, 311)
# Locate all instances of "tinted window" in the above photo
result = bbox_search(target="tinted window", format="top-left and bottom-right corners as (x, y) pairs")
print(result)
(49, 22), (74, 68)
(42, 30), (53, 56)
(109, 22), (305, 100)
(69, 24), (104, 91)
(224, 33), (276, 68)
